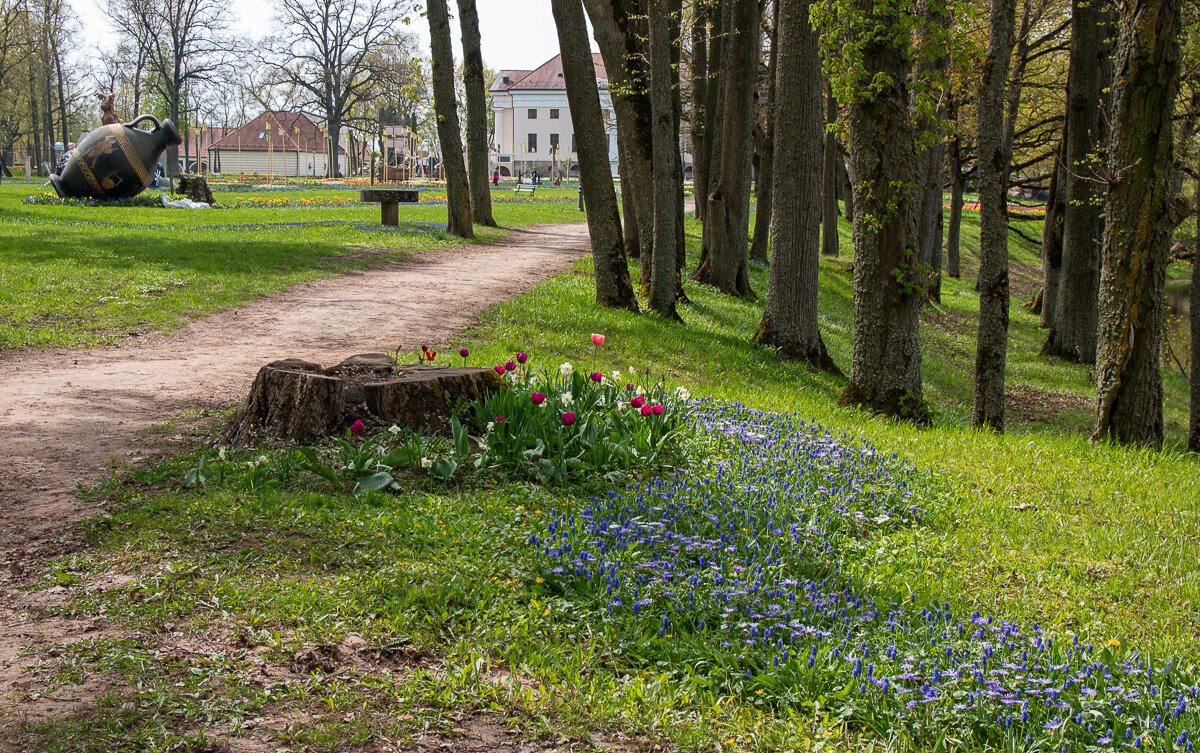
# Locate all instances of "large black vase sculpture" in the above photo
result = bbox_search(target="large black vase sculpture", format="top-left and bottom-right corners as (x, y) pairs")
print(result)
(50, 115), (182, 199)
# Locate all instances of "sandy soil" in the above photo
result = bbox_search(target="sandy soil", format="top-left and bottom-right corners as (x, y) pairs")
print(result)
(0, 222), (589, 737)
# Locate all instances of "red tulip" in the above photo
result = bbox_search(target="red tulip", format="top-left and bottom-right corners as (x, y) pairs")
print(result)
(505, 360), (517, 372)
(640, 405), (652, 417)
(531, 392), (546, 405)
(350, 419), (366, 435)
(562, 411), (577, 426)
(494, 364), (505, 375)
(631, 396), (645, 409)
(651, 405), (664, 416)
(516, 352), (528, 364)
(591, 333), (605, 345)
(590, 371), (603, 383)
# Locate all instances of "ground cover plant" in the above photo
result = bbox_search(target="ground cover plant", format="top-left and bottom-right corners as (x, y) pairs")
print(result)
(0, 182), (584, 350)
(6, 197), (1199, 753)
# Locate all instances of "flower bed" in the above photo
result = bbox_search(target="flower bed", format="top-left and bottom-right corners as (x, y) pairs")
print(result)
(23, 192), (169, 208)
(532, 402), (1199, 751)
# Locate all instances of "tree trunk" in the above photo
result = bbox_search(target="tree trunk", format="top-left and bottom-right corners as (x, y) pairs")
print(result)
(754, 0), (839, 372)
(584, 0), (655, 266)
(427, 0), (475, 239)
(914, 0), (950, 304)
(1093, 0), (1182, 448)
(749, 0), (779, 265)
(617, 136), (640, 258)
(1048, 0), (1112, 364)
(553, 0), (640, 311)
(946, 120), (964, 279)
(838, 149), (854, 225)
(647, 0), (680, 318)
(836, 0), (928, 423)
(821, 76), (839, 257)
(457, 0), (497, 227)
(1040, 126), (1067, 328)
(690, 1), (709, 225)
(1191, 159), (1200, 452)
(973, 0), (1017, 432)
(693, 0), (758, 296)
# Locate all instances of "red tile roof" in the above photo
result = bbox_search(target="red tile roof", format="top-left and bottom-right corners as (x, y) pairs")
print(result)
(491, 54), (607, 92)
(207, 111), (344, 153)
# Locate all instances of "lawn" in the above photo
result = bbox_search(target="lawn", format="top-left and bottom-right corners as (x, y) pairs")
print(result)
(7, 192), (1200, 753)
(0, 181), (585, 350)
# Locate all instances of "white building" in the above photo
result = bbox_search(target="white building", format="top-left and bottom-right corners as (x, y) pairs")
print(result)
(206, 111), (347, 177)
(491, 54), (619, 178)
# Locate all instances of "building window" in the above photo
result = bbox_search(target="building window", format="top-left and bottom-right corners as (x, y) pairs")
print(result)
(527, 108), (538, 119)
(527, 133), (537, 152)
(549, 133), (559, 155)
(550, 109), (560, 119)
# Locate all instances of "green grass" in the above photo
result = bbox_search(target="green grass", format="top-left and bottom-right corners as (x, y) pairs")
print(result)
(0, 182), (585, 350)
(8, 196), (1200, 752)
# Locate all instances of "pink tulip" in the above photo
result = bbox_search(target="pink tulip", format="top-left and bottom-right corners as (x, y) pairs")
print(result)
(590, 372), (603, 383)
(651, 405), (664, 416)
(640, 405), (652, 417)
(631, 396), (645, 409)
(562, 411), (577, 426)
(591, 333), (605, 345)
(505, 360), (517, 372)
(350, 419), (366, 435)
(459, 348), (469, 358)
(531, 392), (546, 405)
(516, 352), (528, 364)
(494, 364), (505, 375)
(626, 383), (634, 391)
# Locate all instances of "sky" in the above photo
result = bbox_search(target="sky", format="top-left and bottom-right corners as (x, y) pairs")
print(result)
(71, 0), (581, 72)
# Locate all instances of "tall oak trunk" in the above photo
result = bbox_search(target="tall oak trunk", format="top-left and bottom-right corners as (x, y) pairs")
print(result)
(457, 0), (496, 226)
(427, 0), (475, 239)
(1093, 0), (1183, 448)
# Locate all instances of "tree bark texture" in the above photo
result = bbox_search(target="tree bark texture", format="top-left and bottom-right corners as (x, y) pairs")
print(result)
(836, 0), (927, 422)
(584, 0), (655, 266)
(1040, 129), (1067, 328)
(553, 0), (640, 311)
(821, 76), (840, 257)
(457, 0), (496, 227)
(647, 0), (680, 317)
(1048, 0), (1112, 363)
(694, 0), (758, 296)
(973, 0), (1017, 433)
(1191, 163), (1200, 452)
(946, 113), (964, 279)
(1093, 0), (1182, 448)
(617, 137), (641, 258)
(427, 0), (475, 239)
(690, 1), (709, 225)
(753, 0), (839, 371)
(749, 0), (779, 265)
(914, 0), (951, 304)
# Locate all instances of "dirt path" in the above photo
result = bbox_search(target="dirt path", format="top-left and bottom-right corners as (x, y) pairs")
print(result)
(0, 224), (590, 726)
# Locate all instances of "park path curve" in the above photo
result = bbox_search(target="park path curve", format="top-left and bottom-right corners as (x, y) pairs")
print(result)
(0, 221), (589, 562)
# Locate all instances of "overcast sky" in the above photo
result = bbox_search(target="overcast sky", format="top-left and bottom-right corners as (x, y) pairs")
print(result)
(71, 0), (579, 73)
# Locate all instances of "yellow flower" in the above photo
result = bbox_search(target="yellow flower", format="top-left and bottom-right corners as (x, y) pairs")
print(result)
(1108, 639), (1122, 647)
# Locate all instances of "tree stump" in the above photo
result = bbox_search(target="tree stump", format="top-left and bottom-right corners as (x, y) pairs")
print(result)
(218, 353), (503, 446)
(178, 174), (214, 205)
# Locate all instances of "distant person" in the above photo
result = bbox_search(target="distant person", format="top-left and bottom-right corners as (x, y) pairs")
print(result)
(53, 143), (76, 176)
(531, 168), (539, 185)
(492, 169), (499, 186)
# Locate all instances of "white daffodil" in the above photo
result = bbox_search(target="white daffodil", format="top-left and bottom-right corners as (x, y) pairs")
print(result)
(388, 424), (401, 435)
(675, 386), (691, 400)
(257, 455), (269, 465)
(217, 447), (226, 461)
(611, 370), (622, 382)
(561, 391), (574, 406)
(487, 421), (495, 432)
(560, 362), (574, 377)
(478, 440), (489, 452)
(628, 366), (637, 376)
(635, 385), (646, 396)
(421, 457), (433, 468)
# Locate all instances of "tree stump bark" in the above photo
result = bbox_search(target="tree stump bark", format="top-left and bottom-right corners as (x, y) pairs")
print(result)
(218, 353), (503, 446)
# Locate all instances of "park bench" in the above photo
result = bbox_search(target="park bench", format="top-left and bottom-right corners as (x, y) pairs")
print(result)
(359, 187), (420, 226)
(513, 181), (537, 196)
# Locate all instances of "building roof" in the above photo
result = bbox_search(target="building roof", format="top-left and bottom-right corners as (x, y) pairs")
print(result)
(207, 111), (344, 153)
(491, 54), (607, 92)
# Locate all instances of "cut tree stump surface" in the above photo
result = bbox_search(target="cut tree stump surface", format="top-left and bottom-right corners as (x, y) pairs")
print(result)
(219, 354), (504, 445)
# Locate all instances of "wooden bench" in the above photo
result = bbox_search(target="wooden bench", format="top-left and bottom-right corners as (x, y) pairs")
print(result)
(513, 182), (537, 196)
(359, 188), (420, 225)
